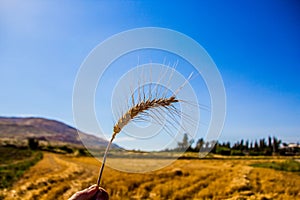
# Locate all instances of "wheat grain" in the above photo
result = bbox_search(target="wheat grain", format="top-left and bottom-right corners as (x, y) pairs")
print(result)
(113, 96), (179, 134)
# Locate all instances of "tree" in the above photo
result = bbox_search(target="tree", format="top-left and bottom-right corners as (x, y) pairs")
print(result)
(195, 138), (204, 152)
(245, 140), (249, 150)
(210, 140), (218, 153)
(28, 138), (39, 150)
(272, 136), (281, 154)
(226, 142), (231, 149)
(254, 140), (259, 151)
(182, 133), (189, 148)
(259, 138), (266, 150)
(177, 133), (193, 151)
(240, 139), (244, 150)
(268, 136), (272, 148)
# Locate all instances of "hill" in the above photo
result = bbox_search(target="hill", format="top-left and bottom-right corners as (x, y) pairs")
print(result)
(0, 116), (118, 149)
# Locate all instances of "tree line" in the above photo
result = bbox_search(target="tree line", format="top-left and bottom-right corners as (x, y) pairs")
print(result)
(174, 133), (299, 156)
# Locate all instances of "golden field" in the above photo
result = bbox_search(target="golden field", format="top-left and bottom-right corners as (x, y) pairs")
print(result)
(1, 152), (299, 200)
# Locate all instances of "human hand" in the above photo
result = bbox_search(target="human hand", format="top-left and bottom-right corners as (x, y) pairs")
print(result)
(68, 185), (109, 200)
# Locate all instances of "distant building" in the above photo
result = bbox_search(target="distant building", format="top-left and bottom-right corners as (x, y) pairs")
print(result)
(279, 143), (300, 155)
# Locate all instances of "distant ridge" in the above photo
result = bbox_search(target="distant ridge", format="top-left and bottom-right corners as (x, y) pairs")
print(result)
(0, 116), (119, 149)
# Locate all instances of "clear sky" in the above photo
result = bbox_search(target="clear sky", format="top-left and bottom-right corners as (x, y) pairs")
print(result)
(0, 0), (299, 148)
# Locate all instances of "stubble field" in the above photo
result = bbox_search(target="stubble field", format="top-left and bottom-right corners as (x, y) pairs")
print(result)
(1, 152), (299, 200)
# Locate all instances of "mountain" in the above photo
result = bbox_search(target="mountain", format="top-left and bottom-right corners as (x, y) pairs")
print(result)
(0, 116), (117, 149)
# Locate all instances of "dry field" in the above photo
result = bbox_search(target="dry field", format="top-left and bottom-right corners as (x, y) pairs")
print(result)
(1, 152), (299, 200)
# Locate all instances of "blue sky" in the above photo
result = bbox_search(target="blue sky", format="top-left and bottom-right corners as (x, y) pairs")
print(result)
(0, 0), (299, 147)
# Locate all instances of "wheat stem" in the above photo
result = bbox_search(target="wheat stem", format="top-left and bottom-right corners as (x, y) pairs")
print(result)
(96, 133), (116, 186)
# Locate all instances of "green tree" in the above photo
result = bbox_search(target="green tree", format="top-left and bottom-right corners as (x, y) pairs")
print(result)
(177, 133), (193, 151)
(259, 138), (266, 150)
(254, 140), (259, 151)
(195, 138), (204, 152)
(245, 140), (249, 150)
(268, 136), (272, 148)
(273, 136), (281, 154)
(28, 138), (39, 150)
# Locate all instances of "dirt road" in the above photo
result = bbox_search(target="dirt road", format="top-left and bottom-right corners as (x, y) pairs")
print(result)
(1, 152), (99, 200)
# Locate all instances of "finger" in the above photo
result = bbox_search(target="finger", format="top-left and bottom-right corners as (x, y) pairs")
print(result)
(68, 186), (98, 200)
(93, 188), (109, 200)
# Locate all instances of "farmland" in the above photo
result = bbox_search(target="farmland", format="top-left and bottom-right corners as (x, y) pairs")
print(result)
(0, 146), (43, 189)
(0, 150), (299, 200)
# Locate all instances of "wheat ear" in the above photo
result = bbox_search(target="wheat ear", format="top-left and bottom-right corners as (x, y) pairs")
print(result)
(96, 95), (179, 186)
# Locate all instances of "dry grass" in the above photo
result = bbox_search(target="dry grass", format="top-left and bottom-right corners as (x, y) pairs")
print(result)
(1, 153), (299, 200)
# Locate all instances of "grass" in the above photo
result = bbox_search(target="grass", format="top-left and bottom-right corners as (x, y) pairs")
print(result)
(0, 146), (43, 189)
(251, 159), (300, 173)
(0, 145), (33, 165)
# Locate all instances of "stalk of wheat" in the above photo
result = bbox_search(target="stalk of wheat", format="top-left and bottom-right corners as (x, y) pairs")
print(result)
(96, 95), (179, 185)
